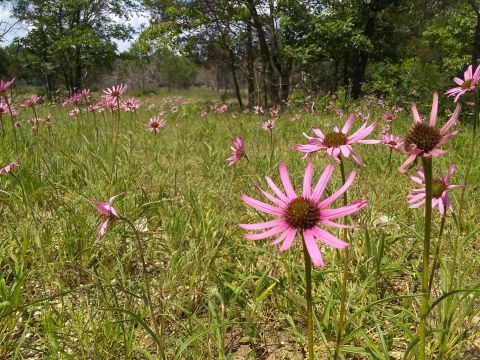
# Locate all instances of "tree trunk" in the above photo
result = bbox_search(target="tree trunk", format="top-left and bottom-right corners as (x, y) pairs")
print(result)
(472, 12), (480, 67)
(229, 50), (243, 108)
(246, 21), (255, 108)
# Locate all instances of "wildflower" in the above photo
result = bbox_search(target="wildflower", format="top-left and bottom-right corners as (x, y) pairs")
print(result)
(79, 89), (91, 99)
(254, 105), (264, 115)
(270, 106), (279, 117)
(62, 93), (81, 107)
(20, 95), (42, 108)
(227, 137), (245, 165)
(0, 101), (8, 115)
(408, 165), (464, 217)
(171, 106), (178, 113)
(148, 104), (156, 110)
(239, 162), (367, 267)
(0, 160), (19, 175)
(445, 64), (480, 103)
(335, 109), (344, 117)
(92, 194), (123, 242)
(295, 112), (378, 166)
(146, 116), (166, 132)
(103, 84), (127, 99)
(0, 78), (15, 94)
(382, 111), (396, 122)
(69, 108), (80, 117)
(261, 119), (276, 131)
(121, 97), (141, 112)
(200, 109), (208, 117)
(232, 111), (238, 118)
(216, 104), (228, 114)
(381, 133), (404, 150)
(399, 92), (461, 173)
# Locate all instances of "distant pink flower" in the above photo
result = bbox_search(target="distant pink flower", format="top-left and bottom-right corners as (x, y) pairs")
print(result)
(103, 84), (127, 99)
(148, 104), (156, 110)
(399, 92), (461, 173)
(62, 93), (81, 107)
(0, 101), (8, 115)
(382, 111), (396, 122)
(92, 194), (123, 242)
(216, 104), (228, 114)
(295, 112), (379, 167)
(381, 133), (404, 150)
(69, 108), (80, 117)
(408, 165), (464, 218)
(227, 137), (245, 165)
(261, 119), (276, 131)
(239, 162), (367, 267)
(232, 111), (238, 118)
(445, 64), (480, 102)
(79, 89), (91, 99)
(171, 106), (178, 113)
(243, 108), (250, 114)
(0, 78), (15, 95)
(20, 95), (42, 108)
(145, 116), (166, 132)
(200, 109), (207, 117)
(254, 105), (264, 115)
(269, 106), (279, 117)
(291, 113), (301, 122)
(121, 97), (141, 112)
(0, 160), (19, 175)
(335, 109), (344, 117)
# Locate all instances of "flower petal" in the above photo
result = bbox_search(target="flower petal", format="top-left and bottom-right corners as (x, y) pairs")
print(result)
(279, 162), (297, 199)
(312, 226), (348, 249)
(241, 195), (285, 216)
(303, 230), (325, 267)
(303, 163), (314, 197)
(319, 170), (356, 209)
(311, 164), (334, 202)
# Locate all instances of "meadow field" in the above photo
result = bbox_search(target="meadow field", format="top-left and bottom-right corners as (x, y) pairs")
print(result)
(0, 87), (479, 360)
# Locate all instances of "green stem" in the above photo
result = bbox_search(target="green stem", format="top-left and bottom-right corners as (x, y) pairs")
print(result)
(301, 235), (314, 360)
(388, 147), (393, 173)
(334, 156), (348, 360)
(458, 88), (478, 229)
(428, 215), (446, 296)
(418, 157), (433, 360)
(120, 216), (165, 359)
(269, 130), (274, 164)
(3, 94), (18, 151)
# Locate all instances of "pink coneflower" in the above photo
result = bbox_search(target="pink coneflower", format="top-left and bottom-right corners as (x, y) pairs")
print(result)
(445, 64), (480, 103)
(232, 111), (238, 118)
(216, 104), (228, 114)
(121, 97), (141, 112)
(254, 105), (264, 115)
(0, 78), (15, 94)
(148, 104), (156, 110)
(0, 101), (8, 115)
(226, 137), (245, 165)
(171, 106), (178, 113)
(79, 89), (91, 99)
(382, 111), (396, 122)
(239, 162), (367, 267)
(381, 133), (404, 150)
(69, 108), (80, 117)
(335, 109), (344, 117)
(407, 165), (464, 217)
(0, 160), (19, 175)
(261, 119), (276, 131)
(92, 194), (123, 242)
(270, 106), (279, 117)
(295, 112), (378, 167)
(103, 84), (127, 99)
(62, 93), (81, 107)
(399, 92), (461, 173)
(145, 116), (166, 132)
(200, 109), (207, 117)
(20, 95), (42, 108)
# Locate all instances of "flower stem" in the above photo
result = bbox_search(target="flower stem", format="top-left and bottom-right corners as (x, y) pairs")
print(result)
(458, 87), (479, 229)
(269, 130), (274, 164)
(3, 94), (18, 150)
(388, 148), (393, 173)
(428, 215), (446, 295)
(301, 234), (314, 360)
(418, 157), (433, 360)
(334, 156), (348, 360)
(120, 215), (165, 359)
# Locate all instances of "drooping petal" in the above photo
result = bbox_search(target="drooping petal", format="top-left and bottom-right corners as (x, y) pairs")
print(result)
(319, 170), (356, 209)
(440, 104), (460, 135)
(279, 228), (298, 252)
(303, 230), (324, 267)
(342, 112), (355, 133)
(429, 92), (438, 127)
(312, 226), (348, 249)
(279, 162), (297, 199)
(399, 153), (417, 173)
(239, 219), (285, 231)
(96, 219), (110, 243)
(265, 176), (291, 203)
(241, 195), (285, 216)
(302, 163), (314, 197)
(244, 224), (289, 240)
(270, 229), (289, 246)
(320, 200), (368, 220)
(311, 164), (334, 202)
(257, 187), (287, 208)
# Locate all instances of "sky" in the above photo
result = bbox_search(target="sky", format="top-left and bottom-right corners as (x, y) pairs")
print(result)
(0, 4), (149, 52)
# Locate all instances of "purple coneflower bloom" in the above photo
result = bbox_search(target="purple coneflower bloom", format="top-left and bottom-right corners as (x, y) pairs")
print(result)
(103, 84), (128, 100)
(92, 194), (123, 242)
(20, 95), (42, 108)
(0, 78), (15, 94)
(380, 133), (404, 150)
(145, 116), (166, 132)
(0, 160), (19, 175)
(445, 64), (480, 103)
(227, 137), (245, 165)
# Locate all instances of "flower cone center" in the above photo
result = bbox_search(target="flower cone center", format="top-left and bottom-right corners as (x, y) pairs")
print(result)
(461, 79), (473, 90)
(431, 179), (447, 198)
(404, 123), (441, 152)
(285, 197), (320, 230)
(323, 132), (348, 147)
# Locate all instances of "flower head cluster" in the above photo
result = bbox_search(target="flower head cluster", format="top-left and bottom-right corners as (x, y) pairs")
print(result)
(295, 112), (378, 166)
(121, 97), (141, 112)
(399, 92), (460, 173)
(445, 64), (480, 102)
(408, 165), (463, 218)
(239, 162), (367, 267)
(226, 137), (245, 165)
(92, 194), (123, 242)
(145, 116), (166, 132)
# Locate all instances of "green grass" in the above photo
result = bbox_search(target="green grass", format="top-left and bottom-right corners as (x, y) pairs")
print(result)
(0, 91), (479, 359)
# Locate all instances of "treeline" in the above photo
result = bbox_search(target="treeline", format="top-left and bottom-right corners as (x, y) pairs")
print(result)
(0, 0), (478, 105)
